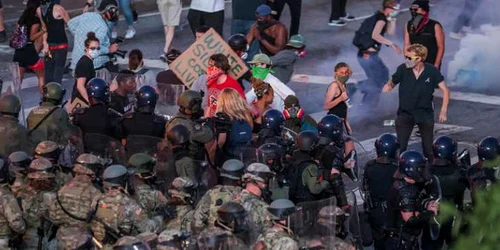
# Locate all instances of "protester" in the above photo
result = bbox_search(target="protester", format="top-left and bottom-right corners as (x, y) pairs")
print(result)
(37, 0), (70, 84)
(205, 54), (246, 117)
(250, 79), (274, 133)
(450, 0), (483, 39)
(269, 0), (302, 36)
(323, 62), (353, 136)
(157, 0), (181, 60)
(404, 0), (445, 69)
(13, 0), (46, 95)
(270, 34), (306, 83)
(188, 0), (225, 37)
(109, 70), (137, 114)
(329, 0), (355, 27)
(0, 0), (6, 42)
(231, 0), (265, 35)
(282, 95), (317, 134)
(247, 4), (288, 56)
(112, 0), (136, 39)
(72, 32), (99, 104)
(128, 49), (156, 89)
(382, 44), (450, 160)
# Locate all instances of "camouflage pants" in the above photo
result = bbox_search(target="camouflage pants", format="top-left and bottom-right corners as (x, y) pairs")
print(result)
(22, 228), (57, 250)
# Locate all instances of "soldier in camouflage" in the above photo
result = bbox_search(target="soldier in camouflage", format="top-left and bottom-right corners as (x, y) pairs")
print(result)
(26, 82), (72, 146)
(7, 151), (31, 197)
(49, 154), (104, 233)
(254, 199), (299, 250)
(128, 153), (169, 218)
(0, 157), (26, 250)
(90, 165), (162, 247)
(56, 226), (94, 250)
(17, 158), (58, 249)
(193, 159), (244, 233)
(0, 95), (32, 157)
(167, 124), (199, 185)
(238, 163), (273, 242)
(157, 229), (187, 250)
(137, 232), (158, 249)
(197, 202), (248, 249)
(113, 236), (150, 250)
(164, 177), (196, 234)
(306, 206), (355, 250)
(34, 140), (72, 188)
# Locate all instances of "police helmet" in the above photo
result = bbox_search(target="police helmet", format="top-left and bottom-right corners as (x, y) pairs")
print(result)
(296, 130), (318, 152)
(432, 136), (457, 161)
(113, 236), (150, 250)
(375, 133), (399, 158)
(216, 202), (248, 233)
(168, 177), (195, 201)
(0, 94), (21, 116)
(262, 109), (284, 134)
(243, 163), (273, 183)
(73, 154), (103, 176)
(34, 141), (60, 163)
(394, 150), (429, 182)
(27, 158), (55, 179)
(128, 153), (155, 174)
(86, 78), (110, 103)
(267, 199), (296, 221)
(258, 143), (284, 161)
(103, 165), (129, 187)
(0, 157), (9, 183)
(8, 151), (31, 176)
(42, 82), (66, 104)
(220, 159), (245, 180)
(477, 136), (500, 161)
(166, 124), (190, 145)
(177, 90), (203, 114)
(228, 34), (248, 52)
(318, 115), (344, 143)
(135, 85), (158, 113)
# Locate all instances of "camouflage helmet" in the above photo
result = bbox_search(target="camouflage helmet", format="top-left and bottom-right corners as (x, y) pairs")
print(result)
(73, 154), (103, 176)
(103, 165), (129, 187)
(113, 236), (150, 250)
(34, 141), (61, 162)
(268, 199), (296, 220)
(137, 232), (158, 249)
(317, 205), (345, 234)
(43, 82), (66, 103)
(56, 226), (93, 250)
(220, 159), (245, 180)
(242, 163), (273, 183)
(8, 151), (31, 176)
(177, 90), (202, 114)
(0, 94), (21, 115)
(168, 177), (195, 199)
(157, 229), (184, 250)
(128, 153), (156, 174)
(27, 158), (55, 179)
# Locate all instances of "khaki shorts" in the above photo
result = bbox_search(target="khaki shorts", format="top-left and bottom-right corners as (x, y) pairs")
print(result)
(157, 0), (182, 26)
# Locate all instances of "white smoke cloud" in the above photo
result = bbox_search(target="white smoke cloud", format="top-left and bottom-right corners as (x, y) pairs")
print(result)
(447, 25), (500, 90)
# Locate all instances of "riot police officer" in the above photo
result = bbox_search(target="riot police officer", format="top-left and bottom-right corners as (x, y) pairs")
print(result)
(468, 136), (500, 193)
(259, 143), (290, 201)
(363, 133), (399, 250)
(256, 109), (286, 146)
(386, 150), (438, 250)
(27, 82), (71, 146)
(228, 33), (249, 61)
(0, 94), (31, 157)
(254, 199), (299, 249)
(8, 151), (31, 196)
(420, 136), (469, 250)
(121, 85), (166, 139)
(167, 124), (199, 184)
(73, 78), (121, 138)
(166, 90), (214, 160)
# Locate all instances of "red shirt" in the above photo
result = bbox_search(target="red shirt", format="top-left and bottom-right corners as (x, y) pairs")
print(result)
(207, 75), (246, 117)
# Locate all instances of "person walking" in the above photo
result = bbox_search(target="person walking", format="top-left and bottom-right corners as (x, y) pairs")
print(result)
(269, 0), (302, 36)
(328, 0), (355, 27)
(157, 0), (181, 60)
(188, 0), (225, 37)
(450, 0), (484, 39)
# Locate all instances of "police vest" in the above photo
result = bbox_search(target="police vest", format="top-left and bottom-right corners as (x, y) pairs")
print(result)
(288, 158), (320, 204)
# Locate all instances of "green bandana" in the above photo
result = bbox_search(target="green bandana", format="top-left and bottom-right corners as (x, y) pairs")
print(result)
(337, 75), (350, 84)
(251, 66), (272, 80)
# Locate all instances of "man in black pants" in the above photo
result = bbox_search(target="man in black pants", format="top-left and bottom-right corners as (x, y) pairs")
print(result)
(268, 0), (302, 36)
(382, 44), (450, 160)
(329, 0), (355, 27)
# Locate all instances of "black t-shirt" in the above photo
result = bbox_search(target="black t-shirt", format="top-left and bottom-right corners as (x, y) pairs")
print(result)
(121, 112), (166, 139)
(72, 56), (95, 102)
(371, 12), (388, 52)
(392, 63), (444, 122)
(407, 19), (441, 66)
(13, 15), (41, 67)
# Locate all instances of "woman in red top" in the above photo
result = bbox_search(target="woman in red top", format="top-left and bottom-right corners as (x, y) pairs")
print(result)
(205, 53), (246, 117)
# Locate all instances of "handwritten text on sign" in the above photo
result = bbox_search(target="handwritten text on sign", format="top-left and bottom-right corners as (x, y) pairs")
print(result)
(172, 28), (248, 87)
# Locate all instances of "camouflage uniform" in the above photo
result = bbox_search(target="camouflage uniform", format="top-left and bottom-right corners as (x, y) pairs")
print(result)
(8, 151), (31, 197)
(56, 225), (94, 250)
(26, 101), (72, 146)
(113, 236), (150, 249)
(0, 184), (26, 249)
(158, 229), (185, 250)
(192, 185), (243, 231)
(34, 141), (73, 188)
(133, 182), (169, 218)
(197, 225), (247, 249)
(238, 190), (270, 235)
(0, 116), (31, 158)
(164, 177), (195, 234)
(255, 224), (299, 250)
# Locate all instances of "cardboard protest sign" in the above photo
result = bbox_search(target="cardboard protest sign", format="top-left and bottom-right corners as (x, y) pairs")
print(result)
(67, 97), (89, 114)
(171, 28), (249, 87)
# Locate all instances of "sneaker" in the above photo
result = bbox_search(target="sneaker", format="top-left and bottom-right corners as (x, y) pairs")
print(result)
(463, 26), (474, 33)
(340, 13), (355, 21)
(111, 31), (118, 39)
(328, 20), (347, 27)
(159, 53), (168, 62)
(449, 32), (465, 40)
(0, 30), (6, 43)
(125, 27), (136, 39)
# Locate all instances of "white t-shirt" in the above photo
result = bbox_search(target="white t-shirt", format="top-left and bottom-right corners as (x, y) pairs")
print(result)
(246, 73), (295, 111)
(190, 0), (225, 13)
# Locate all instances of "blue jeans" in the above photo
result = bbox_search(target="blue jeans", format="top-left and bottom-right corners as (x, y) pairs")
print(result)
(45, 47), (68, 84)
(118, 0), (134, 26)
(452, 0), (484, 33)
(231, 19), (254, 35)
(357, 52), (389, 109)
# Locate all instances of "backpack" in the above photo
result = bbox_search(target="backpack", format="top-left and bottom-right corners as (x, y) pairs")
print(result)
(288, 159), (318, 204)
(208, 185), (242, 225)
(352, 12), (379, 51)
(9, 25), (29, 49)
(224, 120), (252, 156)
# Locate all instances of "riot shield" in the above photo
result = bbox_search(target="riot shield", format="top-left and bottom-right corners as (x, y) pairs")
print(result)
(156, 77), (186, 117)
(238, 147), (265, 167)
(7, 63), (26, 126)
(345, 188), (364, 249)
(457, 141), (478, 167)
(124, 135), (164, 159)
(59, 125), (84, 168)
(83, 133), (126, 165)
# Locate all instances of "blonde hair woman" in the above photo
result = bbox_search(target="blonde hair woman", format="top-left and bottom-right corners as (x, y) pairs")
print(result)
(214, 88), (254, 167)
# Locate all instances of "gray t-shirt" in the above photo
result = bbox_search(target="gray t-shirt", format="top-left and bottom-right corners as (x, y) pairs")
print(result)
(270, 49), (297, 84)
(190, 74), (208, 108)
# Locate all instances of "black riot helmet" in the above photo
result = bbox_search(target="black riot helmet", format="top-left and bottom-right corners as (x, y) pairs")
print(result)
(166, 124), (190, 145)
(262, 109), (285, 134)
(258, 143), (284, 171)
(0, 94), (21, 117)
(86, 78), (110, 104)
(375, 133), (399, 159)
(177, 90), (203, 116)
(135, 85), (158, 113)
(216, 202), (248, 234)
(395, 150), (429, 183)
(228, 34), (248, 53)
(318, 115), (344, 144)
(296, 130), (318, 152)
(0, 157), (10, 184)
(477, 136), (500, 161)
(432, 136), (457, 163)
(8, 151), (32, 176)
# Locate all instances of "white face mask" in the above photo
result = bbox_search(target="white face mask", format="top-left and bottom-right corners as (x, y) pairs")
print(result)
(88, 48), (100, 59)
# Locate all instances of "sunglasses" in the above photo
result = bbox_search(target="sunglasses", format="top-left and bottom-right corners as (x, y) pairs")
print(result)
(405, 56), (419, 60)
(89, 47), (101, 50)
